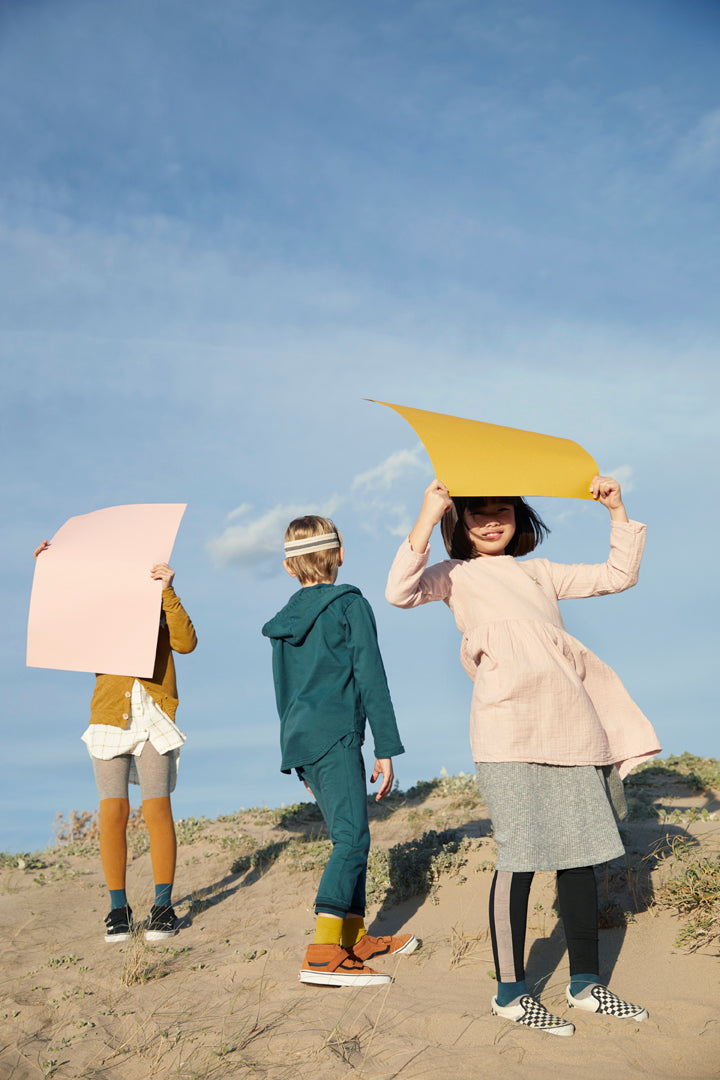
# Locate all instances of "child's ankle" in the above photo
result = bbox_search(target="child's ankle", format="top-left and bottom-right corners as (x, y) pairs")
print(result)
(496, 979), (528, 1006)
(569, 973), (599, 995)
(313, 914), (343, 945)
(155, 884), (173, 908)
(341, 915), (366, 949)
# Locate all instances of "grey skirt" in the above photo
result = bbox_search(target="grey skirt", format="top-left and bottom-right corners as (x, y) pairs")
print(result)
(475, 762), (626, 872)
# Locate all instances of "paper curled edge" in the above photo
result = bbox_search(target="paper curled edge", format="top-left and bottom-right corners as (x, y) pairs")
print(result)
(370, 400), (598, 499)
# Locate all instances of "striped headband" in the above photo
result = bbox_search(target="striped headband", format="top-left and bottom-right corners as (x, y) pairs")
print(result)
(284, 532), (340, 558)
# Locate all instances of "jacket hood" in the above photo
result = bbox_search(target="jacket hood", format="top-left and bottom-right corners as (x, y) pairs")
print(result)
(262, 584), (361, 646)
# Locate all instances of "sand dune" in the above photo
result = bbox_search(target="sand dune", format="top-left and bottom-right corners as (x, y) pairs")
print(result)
(1, 757), (718, 1080)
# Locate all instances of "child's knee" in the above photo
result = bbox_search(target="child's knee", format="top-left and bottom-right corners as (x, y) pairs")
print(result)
(142, 796), (175, 829)
(331, 815), (369, 855)
(100, 797), (130, 830)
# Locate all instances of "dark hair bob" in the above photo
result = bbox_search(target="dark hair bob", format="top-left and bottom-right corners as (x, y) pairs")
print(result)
(440, 496), (550, 560)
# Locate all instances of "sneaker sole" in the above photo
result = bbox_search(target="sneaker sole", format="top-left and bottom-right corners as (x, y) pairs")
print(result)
(299, 970), (392, 986)
(530, 1024), (574, 1038)
(104, 932), (133, 943)
(392, 935), (419, 956)
(145, 929), (176, 941)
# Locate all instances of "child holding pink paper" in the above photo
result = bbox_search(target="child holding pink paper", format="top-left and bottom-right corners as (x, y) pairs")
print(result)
(34, 542), (197, 943)
(386, 476), (660, 1036)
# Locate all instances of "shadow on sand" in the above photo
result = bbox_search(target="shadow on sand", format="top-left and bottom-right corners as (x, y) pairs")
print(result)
(177, 767), (717, 963)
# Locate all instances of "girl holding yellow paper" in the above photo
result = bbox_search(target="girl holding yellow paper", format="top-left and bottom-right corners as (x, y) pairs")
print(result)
(386, 475), (660, 1037)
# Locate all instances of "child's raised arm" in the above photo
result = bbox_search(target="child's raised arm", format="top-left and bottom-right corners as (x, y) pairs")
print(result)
(408, 478), (453, 553)
(590, 475), (628, 523)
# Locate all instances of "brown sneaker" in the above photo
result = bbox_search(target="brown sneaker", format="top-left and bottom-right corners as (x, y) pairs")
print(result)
(299, 944), (392, 986)
(350, 933), (418, 963)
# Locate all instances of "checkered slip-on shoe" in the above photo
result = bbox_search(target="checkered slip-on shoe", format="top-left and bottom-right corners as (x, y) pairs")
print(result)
(104, 905), (133, 943)
(299, 944), (392, 987)
(351, 933), (418, 963)
(566, 983), (648, 1021)
(492, 995), (575, 1037)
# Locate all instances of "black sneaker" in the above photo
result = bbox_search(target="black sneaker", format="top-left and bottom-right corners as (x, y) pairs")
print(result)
(145, 904), (177, 941)
(104, 905), (133, 943)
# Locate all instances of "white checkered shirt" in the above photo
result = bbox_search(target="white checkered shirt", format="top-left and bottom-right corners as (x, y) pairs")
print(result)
(82, 679), (186, 786)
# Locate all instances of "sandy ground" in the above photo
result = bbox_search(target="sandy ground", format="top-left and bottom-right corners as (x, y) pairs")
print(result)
(1, 765), (719, 1080)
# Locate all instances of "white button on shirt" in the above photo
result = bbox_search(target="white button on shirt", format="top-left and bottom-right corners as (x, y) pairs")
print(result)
(82, 679), (186, 789)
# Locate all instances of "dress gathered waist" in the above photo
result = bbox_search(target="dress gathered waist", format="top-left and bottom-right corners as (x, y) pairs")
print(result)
(385, 526), (661, 777)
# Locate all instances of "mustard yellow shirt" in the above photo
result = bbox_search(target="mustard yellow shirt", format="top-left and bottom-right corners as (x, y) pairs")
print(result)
(89, 587), (197, 728)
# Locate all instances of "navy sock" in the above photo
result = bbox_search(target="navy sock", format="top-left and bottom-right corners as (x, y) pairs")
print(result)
(496, 979), (528, 1006)
(570, 972), (599, 995)
(109, 889), (128, 911)
(155, 883), (173, 908)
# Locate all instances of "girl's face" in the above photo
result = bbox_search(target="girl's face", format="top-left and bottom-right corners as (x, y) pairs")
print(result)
(463, 500), (516, 557)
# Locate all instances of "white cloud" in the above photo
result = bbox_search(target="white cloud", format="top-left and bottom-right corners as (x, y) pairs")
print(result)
(207, 499), (341, 566)
(349, 447), (427, 538)
(208, 447), (426, 565)
(605, 464), (634, 494)
(388, 514), (415, 537)
(351, 444), (426, 490)
(227, 502), (253, 522)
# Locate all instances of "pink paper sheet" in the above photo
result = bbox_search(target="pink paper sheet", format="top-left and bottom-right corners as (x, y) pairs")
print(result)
(27, 504), (187, 677)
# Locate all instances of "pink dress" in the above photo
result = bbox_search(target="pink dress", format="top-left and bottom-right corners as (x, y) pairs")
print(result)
(386, 521), (660, 778)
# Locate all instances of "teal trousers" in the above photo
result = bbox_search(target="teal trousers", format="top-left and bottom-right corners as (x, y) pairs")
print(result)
(297, 731), (370, 917)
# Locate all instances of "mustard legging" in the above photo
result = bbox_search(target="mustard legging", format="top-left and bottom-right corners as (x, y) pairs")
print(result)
(93, 742), (177, 902)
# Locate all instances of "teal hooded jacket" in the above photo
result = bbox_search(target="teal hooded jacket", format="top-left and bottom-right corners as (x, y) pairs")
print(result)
(262, 583), (405, 773)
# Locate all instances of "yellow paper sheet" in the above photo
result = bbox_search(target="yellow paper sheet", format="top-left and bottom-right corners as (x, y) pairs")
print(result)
(372, 401), (598, 498)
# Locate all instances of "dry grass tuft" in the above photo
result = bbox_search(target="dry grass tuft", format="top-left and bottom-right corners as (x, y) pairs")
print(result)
(449, 923), (490, 968)
(54, 806), (148, 855)
(654, 835), (720, 952)
(120, 928), (170, 986)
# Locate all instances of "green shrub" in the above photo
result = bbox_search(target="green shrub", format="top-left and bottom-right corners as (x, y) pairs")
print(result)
(366, 829), (473, 907)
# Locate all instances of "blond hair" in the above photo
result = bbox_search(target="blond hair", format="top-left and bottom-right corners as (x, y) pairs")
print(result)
(284, 516), (343, 585)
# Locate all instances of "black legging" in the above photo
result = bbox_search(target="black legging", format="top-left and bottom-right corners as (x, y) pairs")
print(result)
(489, 866), (599, 983)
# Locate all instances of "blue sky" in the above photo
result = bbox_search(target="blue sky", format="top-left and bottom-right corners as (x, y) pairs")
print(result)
(2, 0), (719, 852)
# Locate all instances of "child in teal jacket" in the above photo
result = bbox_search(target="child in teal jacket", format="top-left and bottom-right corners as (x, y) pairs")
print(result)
(262, 515), (417, 986)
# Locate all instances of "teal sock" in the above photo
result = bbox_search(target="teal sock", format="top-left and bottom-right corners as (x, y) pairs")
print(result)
(496, 979), (528, 1006)
(155, 883), (173, 907)
(110, 889), (128, 911)
(570, 973), (599, 995)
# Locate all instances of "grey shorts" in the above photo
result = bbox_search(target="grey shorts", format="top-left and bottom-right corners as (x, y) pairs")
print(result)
(92, 741), (177, 801)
